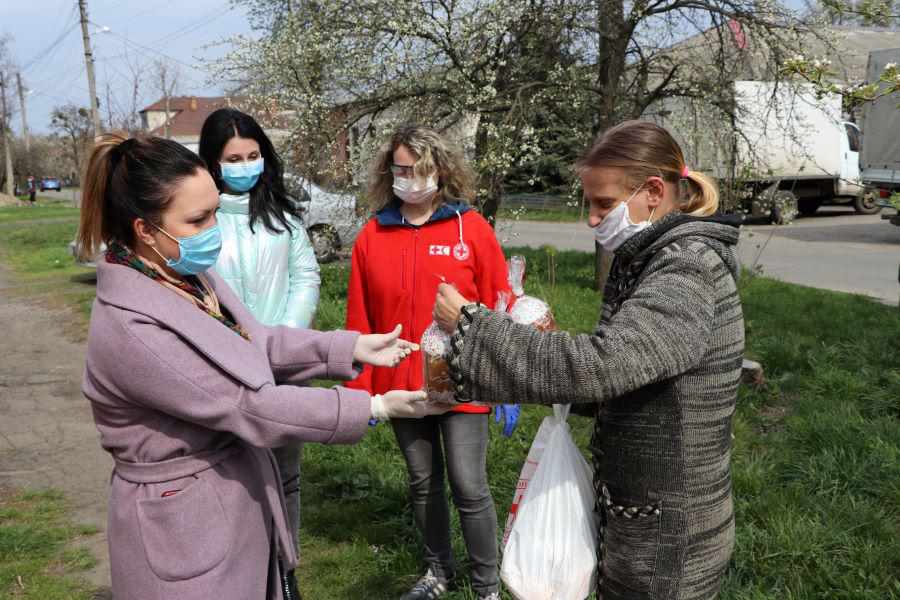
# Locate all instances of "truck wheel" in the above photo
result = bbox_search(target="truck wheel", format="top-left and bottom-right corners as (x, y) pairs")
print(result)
(798, 198), (821, 216)
(308, 224), (340, 263)
(770, 191), (798, 225)
(853, 191), (881, 215)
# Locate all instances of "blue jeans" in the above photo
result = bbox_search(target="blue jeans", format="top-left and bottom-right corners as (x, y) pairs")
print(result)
(392, 412), (499, 595)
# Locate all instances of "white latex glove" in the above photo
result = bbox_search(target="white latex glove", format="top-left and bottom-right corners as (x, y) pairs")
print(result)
(370, 390), (453, 420)
(353, 324), (419, 368)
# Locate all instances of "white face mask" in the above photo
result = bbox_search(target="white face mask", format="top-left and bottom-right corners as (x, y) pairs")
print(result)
(592, 186), (656, 251)
(393, 174), (438, 205)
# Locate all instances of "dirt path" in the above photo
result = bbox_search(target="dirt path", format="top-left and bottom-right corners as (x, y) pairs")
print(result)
(0, 265), (112, 597)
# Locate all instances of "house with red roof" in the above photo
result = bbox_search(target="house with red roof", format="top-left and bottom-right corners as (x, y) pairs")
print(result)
(139, 96), (257, 153)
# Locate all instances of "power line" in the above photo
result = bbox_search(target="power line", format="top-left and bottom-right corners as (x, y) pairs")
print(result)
(95, 24), (206, 74)
(24, 3), (237, 126)
(19, 9), (80, 74)
(28, 62), (90, 110)
(105, 0), (180, 30)
(152, 6), (234, 47)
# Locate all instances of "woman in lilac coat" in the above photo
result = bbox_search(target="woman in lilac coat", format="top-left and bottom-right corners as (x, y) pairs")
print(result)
(76, 132), (448, 600)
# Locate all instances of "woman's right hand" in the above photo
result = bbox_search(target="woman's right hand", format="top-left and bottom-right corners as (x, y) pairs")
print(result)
(353, 324), (419, 367)
(370, 390), (453, 420)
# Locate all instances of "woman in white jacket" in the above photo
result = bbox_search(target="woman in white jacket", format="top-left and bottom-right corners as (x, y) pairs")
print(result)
(199, 108), (319, 599)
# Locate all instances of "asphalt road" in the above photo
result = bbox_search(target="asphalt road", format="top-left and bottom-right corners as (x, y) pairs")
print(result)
(39, 192), (900, 303)
(497, 207), (900, 305)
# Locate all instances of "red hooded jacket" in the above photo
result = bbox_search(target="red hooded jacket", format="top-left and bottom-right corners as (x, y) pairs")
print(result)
(345, 200), (512, 413)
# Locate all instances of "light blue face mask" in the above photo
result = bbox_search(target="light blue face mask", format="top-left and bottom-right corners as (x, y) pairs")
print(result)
(220, 158), (264, 193)
(152, 223), (223, 276)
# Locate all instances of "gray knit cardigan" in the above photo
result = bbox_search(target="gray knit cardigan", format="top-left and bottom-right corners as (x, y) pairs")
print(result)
(448, 213), (745, 600)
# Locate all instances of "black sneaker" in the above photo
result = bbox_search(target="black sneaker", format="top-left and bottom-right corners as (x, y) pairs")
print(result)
(399, 568), (449, 600)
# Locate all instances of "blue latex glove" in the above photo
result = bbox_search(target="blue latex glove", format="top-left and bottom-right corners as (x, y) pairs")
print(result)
(368, 417), (380, 427)
(494, 404), (520, 437)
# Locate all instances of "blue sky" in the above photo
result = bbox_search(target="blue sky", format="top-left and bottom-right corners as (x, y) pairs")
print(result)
(2, 0), (255, 133)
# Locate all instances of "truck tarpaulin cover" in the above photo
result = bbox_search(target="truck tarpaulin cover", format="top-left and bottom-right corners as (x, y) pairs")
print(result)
(860, 48), (900, 171)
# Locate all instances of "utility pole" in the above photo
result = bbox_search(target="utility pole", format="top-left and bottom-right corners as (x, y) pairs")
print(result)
(16, 73), (30, 153)
(78, 0), (102, 135)
(0, 72), (14, 197)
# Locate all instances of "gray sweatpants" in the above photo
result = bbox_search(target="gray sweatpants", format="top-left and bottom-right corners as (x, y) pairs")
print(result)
(392, 412), (499, 595)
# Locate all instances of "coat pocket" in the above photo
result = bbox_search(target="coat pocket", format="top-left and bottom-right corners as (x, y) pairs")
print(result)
(600, 485), (661, 593)
(137, 477), (232, 582)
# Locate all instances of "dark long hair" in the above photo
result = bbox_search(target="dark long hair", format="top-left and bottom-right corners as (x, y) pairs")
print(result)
(78, 132), (206, 260)
(198, 108), (301, 234)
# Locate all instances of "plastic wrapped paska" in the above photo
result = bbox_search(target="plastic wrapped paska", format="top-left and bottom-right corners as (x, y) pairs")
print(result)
(500, 405), (597, 600)
(506, 255), (558, 332)
(421, 321), (456, 404)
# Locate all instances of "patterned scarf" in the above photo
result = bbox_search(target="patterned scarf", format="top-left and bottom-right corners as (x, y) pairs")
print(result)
(105, 240), (251, 341)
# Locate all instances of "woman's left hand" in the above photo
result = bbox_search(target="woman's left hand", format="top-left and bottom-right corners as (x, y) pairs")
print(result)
(434, 282), (470, 333)
(354, 325), (419, 367)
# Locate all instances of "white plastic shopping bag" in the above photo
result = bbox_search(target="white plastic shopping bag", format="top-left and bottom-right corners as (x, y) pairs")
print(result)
(500, 405), (597, 600)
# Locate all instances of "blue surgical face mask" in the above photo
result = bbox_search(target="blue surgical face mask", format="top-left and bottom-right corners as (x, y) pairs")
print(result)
(151, 223), (223, 276)
(220, 158), (264, 193)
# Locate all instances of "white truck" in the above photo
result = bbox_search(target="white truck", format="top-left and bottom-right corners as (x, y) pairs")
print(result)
(649, 80), (868, 222)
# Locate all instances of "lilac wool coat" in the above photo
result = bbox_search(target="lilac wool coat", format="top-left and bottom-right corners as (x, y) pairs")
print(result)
(82, 260), (372, 600)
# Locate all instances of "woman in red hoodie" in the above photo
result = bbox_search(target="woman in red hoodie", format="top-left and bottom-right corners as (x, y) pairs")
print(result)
(346, 125), (517, 600)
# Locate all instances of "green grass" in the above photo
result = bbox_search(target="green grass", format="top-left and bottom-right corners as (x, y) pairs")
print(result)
(722, 275), (900, 599)
(0, 204), (79, 224)
(0, 219), (84, 276)
(0, 226), (897, 598)
(0, 489), (98, 600)
(0, 211), (96, 338)
(307, 248), (900, 600)
(12, 193), (70, 203)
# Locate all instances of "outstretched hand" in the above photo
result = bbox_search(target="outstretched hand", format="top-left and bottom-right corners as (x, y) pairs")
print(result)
(354, 324), (419, 367)
(370, 390), (454, 420)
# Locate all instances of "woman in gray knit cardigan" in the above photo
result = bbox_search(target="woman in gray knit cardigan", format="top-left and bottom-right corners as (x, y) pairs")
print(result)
(434, 120), (744, 600)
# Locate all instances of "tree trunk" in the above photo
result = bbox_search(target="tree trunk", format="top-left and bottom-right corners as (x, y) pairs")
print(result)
(68, 132), (81, 179)
(473, 118), (503, 226)
(593, 0), (628, 290)
(0, 73), (14, 197)
(164, 94), (171, 139)
(480, 176), (504, 226)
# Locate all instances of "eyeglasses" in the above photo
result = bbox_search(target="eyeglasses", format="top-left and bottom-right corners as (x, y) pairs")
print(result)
(390, 164), (416, 178)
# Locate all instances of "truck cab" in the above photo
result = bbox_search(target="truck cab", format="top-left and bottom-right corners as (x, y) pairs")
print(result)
(838, 122), (864, 197)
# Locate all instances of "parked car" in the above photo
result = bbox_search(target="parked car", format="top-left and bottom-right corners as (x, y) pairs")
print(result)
(40, 177), (62, 192)
(69, 238), (105, 268)
(285, 175), (366, 263)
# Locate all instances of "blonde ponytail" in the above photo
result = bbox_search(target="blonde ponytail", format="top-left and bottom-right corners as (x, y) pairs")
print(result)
(77, 132), (129, 261)
(577, 120), (723, 217)
(681, 170), (719, 216)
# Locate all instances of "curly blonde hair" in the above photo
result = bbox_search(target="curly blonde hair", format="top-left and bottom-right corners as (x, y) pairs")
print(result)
(368, 125), (476, 211)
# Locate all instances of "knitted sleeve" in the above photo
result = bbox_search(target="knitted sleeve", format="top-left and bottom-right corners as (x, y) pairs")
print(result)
(448, 244), (716, 405)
